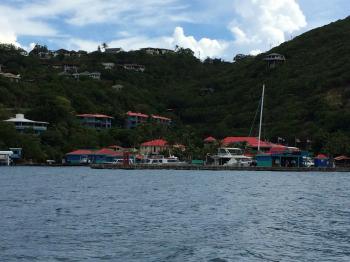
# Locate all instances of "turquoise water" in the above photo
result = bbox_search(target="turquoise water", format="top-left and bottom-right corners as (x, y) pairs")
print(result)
(0, 167), (350, 261)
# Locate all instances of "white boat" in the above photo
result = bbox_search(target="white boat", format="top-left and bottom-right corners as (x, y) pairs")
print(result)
(142, 155), (185, 165)
(212, 148), (253, 167)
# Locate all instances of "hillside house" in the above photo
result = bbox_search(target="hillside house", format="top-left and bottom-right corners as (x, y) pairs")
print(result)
(120, 64), (145, 72)
(112, 84), (124, 91)
(125, 111), (149, 128)
(102, 62), (115, 69)
(76, 114), (113, 129)
(4, 114), (49, 134)
(141, 47), (174, 55)
(105, 48), (123, 54)
(151, 115), (171, 125)
(264, 53), (286, 68)
(77, 71), (101, 80)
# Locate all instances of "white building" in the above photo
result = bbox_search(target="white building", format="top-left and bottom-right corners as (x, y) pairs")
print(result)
(141, 48), (174, 55)
(105, 48), (123, 54)
(0, 151), (13, 166)
(4, 114), (49, 134)
(102, 62), (115, 70)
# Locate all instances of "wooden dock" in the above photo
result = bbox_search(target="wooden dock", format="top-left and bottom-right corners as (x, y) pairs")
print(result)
(90, 163), (350, 172)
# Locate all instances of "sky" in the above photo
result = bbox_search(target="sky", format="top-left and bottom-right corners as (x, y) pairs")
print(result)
(0, 0), (349, 60)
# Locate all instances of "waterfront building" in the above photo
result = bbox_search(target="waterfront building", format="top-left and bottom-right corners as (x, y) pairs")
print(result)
(4, 114), (49, 134)
(0, 151), (13, 166)
(222, 137), (273, 153)
(314, 154), (332, 167)
(76, 114), (113, 129)
(65, 148), (127, 164)
(125, 111), (149, 128)
(140, 139), (168, 155)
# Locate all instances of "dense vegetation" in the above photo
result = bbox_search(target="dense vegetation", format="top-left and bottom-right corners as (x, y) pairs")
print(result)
(0, 17), (350, 161)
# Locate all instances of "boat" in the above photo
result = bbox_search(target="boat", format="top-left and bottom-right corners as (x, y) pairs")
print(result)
(142, 155), (186, 165)
(212, 148), (253, 167)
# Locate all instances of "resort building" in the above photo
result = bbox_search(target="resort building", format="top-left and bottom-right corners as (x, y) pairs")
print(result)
(125, 111), (149, 129)
(0, 151), (13, 166)
(65, 148), (129, 164)
(76, 114), (113, 129)
(140, 139), (168, 155)
(4, 114), (49, 134)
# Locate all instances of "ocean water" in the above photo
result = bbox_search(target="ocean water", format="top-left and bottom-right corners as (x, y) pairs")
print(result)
(0, 167), (350, 262)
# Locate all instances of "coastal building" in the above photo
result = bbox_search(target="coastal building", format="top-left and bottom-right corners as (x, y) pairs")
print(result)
(0, 151), (13, 166)
(65, 148), (128, 164)
(256, 152), (305, 167)
(105, 47), (123, 54)
(264, 53), (286, 68)
(222, 137), (273, 153)
(140, 139), (168, 155)
(125, 111), (149, 128)
(76, 114), (113, 129)
(63, 63), (79, 73)
(314, 154), (332, 168)
(65, 149), (94, 164)
(4, 114), (49, 134)
(151, 115), (171, 125)
(140, 47), (174, 55)
(112, 84), (124, 91)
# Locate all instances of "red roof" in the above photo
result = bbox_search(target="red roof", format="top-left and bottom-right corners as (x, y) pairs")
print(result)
(222, 137), (272, 148)
(151, 115), (171, 121)
(126, 111), (149, 118)
(141, 139), (168, 147)
(204, 136), (216, 143)
(334, 155), (350, 161)
(93, 148), (124, 156)
(66, 149), (93, 155)
(316, 154), (328, 159)
(77, 114), (113, 119)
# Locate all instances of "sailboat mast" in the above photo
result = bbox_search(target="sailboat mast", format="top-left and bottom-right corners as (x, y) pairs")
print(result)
(258, 84), (265, 152)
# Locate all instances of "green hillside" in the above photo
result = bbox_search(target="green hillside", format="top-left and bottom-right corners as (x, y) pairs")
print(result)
(0, 16), (350, 161)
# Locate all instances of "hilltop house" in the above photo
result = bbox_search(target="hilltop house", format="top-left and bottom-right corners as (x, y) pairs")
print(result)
(76, 114), (113, 129)
(264, 53), (286, 68)
(140, 47), (174, 55)
(4, 114), (49, 134)
(105, 47), (123, 54)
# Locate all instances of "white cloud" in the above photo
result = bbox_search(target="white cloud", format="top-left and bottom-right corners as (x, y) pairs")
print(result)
(67, 26), (229, 59)
(230, 0), (307, 53)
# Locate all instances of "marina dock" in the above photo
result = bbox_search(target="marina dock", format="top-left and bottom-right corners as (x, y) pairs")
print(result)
(90, 163), (349, 172)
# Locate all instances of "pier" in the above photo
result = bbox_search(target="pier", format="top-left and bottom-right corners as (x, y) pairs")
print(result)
(90, 163), (349, 172)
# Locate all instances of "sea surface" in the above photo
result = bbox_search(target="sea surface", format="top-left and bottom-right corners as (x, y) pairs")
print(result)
(0, 167), (350, 261)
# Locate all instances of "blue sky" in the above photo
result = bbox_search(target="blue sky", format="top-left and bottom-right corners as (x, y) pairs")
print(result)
(0, 0), (349, 60)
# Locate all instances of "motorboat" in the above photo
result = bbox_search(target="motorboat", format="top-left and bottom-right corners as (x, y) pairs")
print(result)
(212, 147), (253, 167)
(142, 155), (185, 165)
